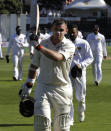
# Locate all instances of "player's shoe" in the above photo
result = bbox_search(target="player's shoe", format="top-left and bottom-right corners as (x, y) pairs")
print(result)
(79, 111), (85, 122)
(95, 81), (99, 86)
(13, 76), (18, 81)
(0, 57), (4, 60)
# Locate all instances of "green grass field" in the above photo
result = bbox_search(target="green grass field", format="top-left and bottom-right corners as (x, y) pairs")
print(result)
(0, 47), (111, 131)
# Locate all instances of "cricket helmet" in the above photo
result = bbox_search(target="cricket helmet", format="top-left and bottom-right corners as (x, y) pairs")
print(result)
(19, 96), (34, 117)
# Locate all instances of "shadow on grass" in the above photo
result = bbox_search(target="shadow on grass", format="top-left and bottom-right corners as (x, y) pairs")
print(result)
(0, 80), (17, 82)
(0, 124), (33, 127)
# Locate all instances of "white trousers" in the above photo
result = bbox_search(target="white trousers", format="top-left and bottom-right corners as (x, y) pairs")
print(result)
(92, 55), (103, 83)
(12, 54), (24, 80)
(0, 44), (3, 58)
(34, 83), (73, 131)
(70, 70), (86, 122)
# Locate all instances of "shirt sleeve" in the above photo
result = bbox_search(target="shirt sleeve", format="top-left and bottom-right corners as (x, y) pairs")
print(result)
(20, 35), (29, 47)
(81, 42), (93, 68)
(23, 36), (29, 47)
(58, 42), (75, 60)
(101, 35), (107, 56)
(31, 49), (40, 67)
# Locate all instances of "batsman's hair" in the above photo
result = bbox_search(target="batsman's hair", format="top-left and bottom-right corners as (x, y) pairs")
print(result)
(52, 18), (67, 26)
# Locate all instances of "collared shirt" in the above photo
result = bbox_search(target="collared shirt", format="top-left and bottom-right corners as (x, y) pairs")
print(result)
(32, 37), (75, 87)
(86, 32), (107, 56)
(71, 37), (93, 70)
(6, 34), (28, 56)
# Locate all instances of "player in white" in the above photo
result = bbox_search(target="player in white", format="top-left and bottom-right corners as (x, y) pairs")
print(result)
(20, 18), (75, 131)
(69, 25), (93, 122)
(86, 25), (107, 86)
(0, 33), (3, 59)
(6, 26), (28, 81)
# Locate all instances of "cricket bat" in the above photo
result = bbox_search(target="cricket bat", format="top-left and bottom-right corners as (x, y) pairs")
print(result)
(35, 4), (40, 35)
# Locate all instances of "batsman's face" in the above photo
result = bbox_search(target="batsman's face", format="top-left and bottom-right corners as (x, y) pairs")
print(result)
(52, 23), (68, 41)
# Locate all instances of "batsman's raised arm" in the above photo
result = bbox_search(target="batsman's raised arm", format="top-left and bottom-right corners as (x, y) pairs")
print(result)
(35, 45), (65, 61)
(29, 32), (65, 61)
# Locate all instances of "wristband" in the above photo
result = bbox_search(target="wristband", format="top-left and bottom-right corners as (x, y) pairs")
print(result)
(36, 45), (43, 51)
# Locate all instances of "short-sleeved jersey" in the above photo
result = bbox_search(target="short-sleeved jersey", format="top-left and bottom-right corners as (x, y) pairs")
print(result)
(32, 37), (75, 87)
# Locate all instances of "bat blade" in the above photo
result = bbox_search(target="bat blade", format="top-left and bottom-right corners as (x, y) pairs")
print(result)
(36, 4), (40, 35)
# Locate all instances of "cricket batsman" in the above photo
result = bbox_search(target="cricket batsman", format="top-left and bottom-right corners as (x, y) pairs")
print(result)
(20, 18), (75, 131)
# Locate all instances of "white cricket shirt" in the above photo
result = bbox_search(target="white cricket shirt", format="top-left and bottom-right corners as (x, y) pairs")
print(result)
(6, 34), (28, 56)
(87, 32), (107, 56)
(71, 37), (93, 70)
(32, 37), (75, 87)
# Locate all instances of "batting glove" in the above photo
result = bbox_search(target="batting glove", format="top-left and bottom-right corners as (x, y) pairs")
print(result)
(29, 33), (39, 46)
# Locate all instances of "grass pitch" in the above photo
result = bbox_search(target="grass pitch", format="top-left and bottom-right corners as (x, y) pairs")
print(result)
(0, 47), (111, 131)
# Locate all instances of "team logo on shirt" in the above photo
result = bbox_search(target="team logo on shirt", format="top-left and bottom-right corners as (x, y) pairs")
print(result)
(75, 46), (81, 55)
(77, 46), (81, 50)
(97, 37), (100, 40)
